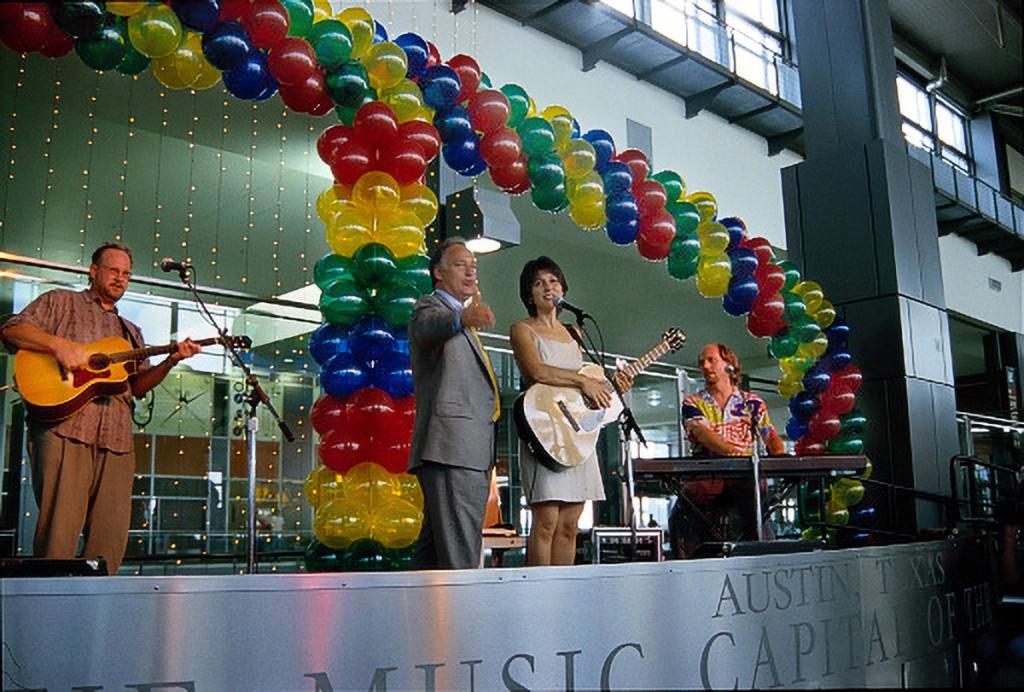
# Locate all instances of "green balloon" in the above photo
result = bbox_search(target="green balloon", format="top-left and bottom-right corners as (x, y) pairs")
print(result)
(314, 253), (353, 289)
(307, 19), (352, 69)
(319, 278), (369, 325)
(526, 152), (565, 190)
(777, 259), (801, 292)
(325, 60), (371, 109)
(517, 117), (555, 156)
(667, 238), (700, 280)
(670, 201), (701, 235)
(480, 72), (492, 89)
(652, 170), (684, 203)
(782, 290), (807, 324)
(341, 538), (390, 571)
(768, 329), (800, 359)
(828, 432), (865, 456)
(304, 539), (346, 572)
(395, 254), (432, 295)
(374, 279), (420, 328)
(382, 546), (414, 570)
(75, 20), (128, 71)
(350, 243), (397, 289)
(281, 0), (314, 37)
(839, 409), (867, 434)
(334, 87), (377, 125)
(530, 183), (568, 213)
(116, 40), (150, 76)
(500, 83), (530, 128)
(789, 315), (820, 344)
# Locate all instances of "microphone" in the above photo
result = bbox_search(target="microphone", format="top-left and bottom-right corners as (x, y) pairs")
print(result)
(160, 258), (191, 274)
(725, 364), (736, 375)
(553, 296), (590, 319)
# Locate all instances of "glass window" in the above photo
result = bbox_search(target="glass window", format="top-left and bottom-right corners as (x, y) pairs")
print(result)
(897, 75), (932, 130)
(902, 122), (935, 153)
(936, 99), (967, 153)
(650, 0), (689, 46)
(725, 0), (780, 31)
(897, 72), (972, 173)
(600, 0), (636, 17)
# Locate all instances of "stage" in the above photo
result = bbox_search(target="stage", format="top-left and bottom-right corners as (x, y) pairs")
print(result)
(1, 538), (995, 690)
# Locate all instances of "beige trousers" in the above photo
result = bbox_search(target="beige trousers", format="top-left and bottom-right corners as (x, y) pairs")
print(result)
(28, 426), (135, 575)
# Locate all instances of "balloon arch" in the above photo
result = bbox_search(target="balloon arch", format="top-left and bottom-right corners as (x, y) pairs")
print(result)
(1, 0), (873, 569)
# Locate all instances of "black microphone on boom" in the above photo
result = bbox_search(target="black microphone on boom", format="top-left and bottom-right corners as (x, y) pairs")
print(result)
(553, 296), (590, 320)
(159, 258), (192, 274)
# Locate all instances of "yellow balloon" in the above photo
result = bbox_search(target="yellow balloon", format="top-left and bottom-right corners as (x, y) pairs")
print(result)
(352, 171), (401, 212)
(364, 42), (409, 92)
(569, 200), (606, 231)
(326, 208), (374, 256)
(151, 32), (203, 89)
(397, 473), (424, 511)
(812, 299), (836, 328)
(380, 79), (426, 123)
(398, 183), (438, 226)
(834, 478), (865, 507)
(825, 498), (850, 525)
(312, 0), (334, 23)
(540, 105), (574, 150)
(695, 253), (731, 298)
(566, 171), (605, 207)
(375, 211), (426, 259)
(777, 373), (804, 398)
(561, 139), (596, 179)
(344, 462), (401, 508)
(793, 280), (824, 314)
(685, 191), (718, 222)
(801, 526), (823, 542)
(127, 3), (183, 59)
(316, 185), (351, 222)
(339, 7), (375, 60)
(526, 96), (537, 118)
(190, 54), (222, 90)
(697, 220), (730, 257)
(779, 355), (814, 377)
(314, 499), (370, 549)
(108, 2), (146, 17)
(304, 465), (345, 510)
(796, 332), (829, 359)
(371, 498), (423, 549)
(860, 458), (873, 480)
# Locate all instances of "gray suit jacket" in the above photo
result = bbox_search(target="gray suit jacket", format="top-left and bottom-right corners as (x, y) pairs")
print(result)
(408, 292), (496, 472)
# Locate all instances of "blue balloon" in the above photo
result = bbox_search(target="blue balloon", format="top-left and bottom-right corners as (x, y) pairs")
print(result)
(172, 0), (221, 33)
(824, 319), (850, 351)
(201, 20), (252, 71)
(373, 20), (388, 44)
(253, 76), (279, 102)
(789, 391), (819, 422)
(582, 129), (615, 173)
(830, 350), (852, 371)
(392, 335), (410, 357)
(433, 104), (473, 142)
(395, 32), (429, 79)
(321, 352), (370, 398)
(420, 65), (461, 111)
(786, 417), (808, 440)
(722, 293), (750, 317)
(850, 505), (877, 525)
(605, 191), (639, 225)
(442, 136), (486, 176)
(726, 276), (759, 305)
(224, 53), (272, 100)
(728, 247), (758, 277)
(606, 218), (638, 245)
(309, 323), (351, 366)
(720, 216), (746, 251)
(802, 366), (831, 395)
(374, 351), (413, 398)
(570, 119), (581, 140)
(602, 161), (633, 194)
(349, 316), (397, 365)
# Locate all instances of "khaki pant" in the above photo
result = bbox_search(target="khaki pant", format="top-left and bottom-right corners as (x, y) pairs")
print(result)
(28, 426), (135, 575)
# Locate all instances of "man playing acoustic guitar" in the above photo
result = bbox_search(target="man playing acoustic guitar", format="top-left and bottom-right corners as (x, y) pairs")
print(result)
(1, 243), (201, 574)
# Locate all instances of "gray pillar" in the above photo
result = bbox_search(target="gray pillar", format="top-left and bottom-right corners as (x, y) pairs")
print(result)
(783, 0), (959, 533)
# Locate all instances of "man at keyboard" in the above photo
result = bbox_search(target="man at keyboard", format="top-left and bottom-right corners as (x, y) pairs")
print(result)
(669, 343), (785, 558)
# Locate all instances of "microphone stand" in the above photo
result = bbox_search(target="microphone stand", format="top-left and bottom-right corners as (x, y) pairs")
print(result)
(748, 399), (767, 542)
(567, 309), (648, 561)
(171, 265), (295, 574)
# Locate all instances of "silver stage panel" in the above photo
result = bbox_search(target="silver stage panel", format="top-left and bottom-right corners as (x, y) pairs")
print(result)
(1, 539), (993, 690)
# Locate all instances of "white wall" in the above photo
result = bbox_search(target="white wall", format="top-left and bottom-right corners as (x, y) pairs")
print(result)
(939, 234), (1023, 333)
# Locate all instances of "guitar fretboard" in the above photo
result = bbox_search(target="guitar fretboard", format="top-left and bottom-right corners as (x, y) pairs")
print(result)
(619, 340), (674, 378)
(106, 337), (227, 364)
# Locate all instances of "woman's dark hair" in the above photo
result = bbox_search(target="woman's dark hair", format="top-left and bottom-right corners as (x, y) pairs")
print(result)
(518, 256), (567, 317)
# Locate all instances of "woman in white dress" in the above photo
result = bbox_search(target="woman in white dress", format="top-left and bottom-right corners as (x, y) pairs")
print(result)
(510, 257), (632, 566)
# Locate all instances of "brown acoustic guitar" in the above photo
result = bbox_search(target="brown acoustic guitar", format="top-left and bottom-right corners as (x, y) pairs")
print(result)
(14, 335), (251, 422)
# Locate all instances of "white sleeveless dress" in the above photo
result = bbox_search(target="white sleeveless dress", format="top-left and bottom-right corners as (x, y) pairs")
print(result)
(519, 327), (607, 504)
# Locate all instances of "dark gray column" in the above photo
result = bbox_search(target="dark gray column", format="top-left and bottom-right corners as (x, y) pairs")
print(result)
(782, 0), (959, 533)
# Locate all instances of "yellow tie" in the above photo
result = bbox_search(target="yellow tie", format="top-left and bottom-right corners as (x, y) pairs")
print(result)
(469, 326), (501, 422)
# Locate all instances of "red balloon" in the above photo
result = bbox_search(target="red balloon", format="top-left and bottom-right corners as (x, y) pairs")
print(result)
(40, 23), (73, 58)
(446, 54), (481, 102)
(242, 0), (289, 50)
(353, 102), (399, 149)
(636, 209), (675, 260)
(425, 41), (441, 70)
(347, 387), (396, 430)
(279, 71), (327, 113)
(317, 124), (354, 167)
(379, 138), (428, 186)
(634, 179), (668, 215)
(318, 426), (365, 474)
(754, 261), (785, 294)
(268, 37), (317, 86)
(220, 0), (255, 21)
(794, 437), (826, 456)
(330, 139), (375, 186)
(309, 94), (335, 117)
(820, 386), (857, 416)
(467, 89), (511, 134)
(747, 292), (785, 337)
(615, 149), (649, 189)
(807, 410), (841, 442)
(310, 394), (350, 435)
(397, 120), (441, 162)
(0, 3), (54, 53)
(742, 236), (775, 265)
(394, 395), (415, 436)
(479, 127), (522, 169)
(832, 364), (863, 395)
(489, 157), (530, 194)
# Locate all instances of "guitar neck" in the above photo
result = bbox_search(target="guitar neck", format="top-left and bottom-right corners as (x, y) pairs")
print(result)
(618, 341), (673, 379)
(107, 337), (223, 364)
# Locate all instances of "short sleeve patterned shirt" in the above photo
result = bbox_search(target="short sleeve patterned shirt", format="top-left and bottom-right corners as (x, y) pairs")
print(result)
(681, 388), (776, 458)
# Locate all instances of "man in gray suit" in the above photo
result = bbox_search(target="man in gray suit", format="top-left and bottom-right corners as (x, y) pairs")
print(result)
(408, 237), (501, 569)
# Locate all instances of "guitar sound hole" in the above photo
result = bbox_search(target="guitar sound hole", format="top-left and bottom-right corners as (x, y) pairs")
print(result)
(88, 354), (110, 370)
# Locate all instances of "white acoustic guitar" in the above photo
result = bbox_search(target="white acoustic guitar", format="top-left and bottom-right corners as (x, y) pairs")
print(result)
(514, 328), (686, 470)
